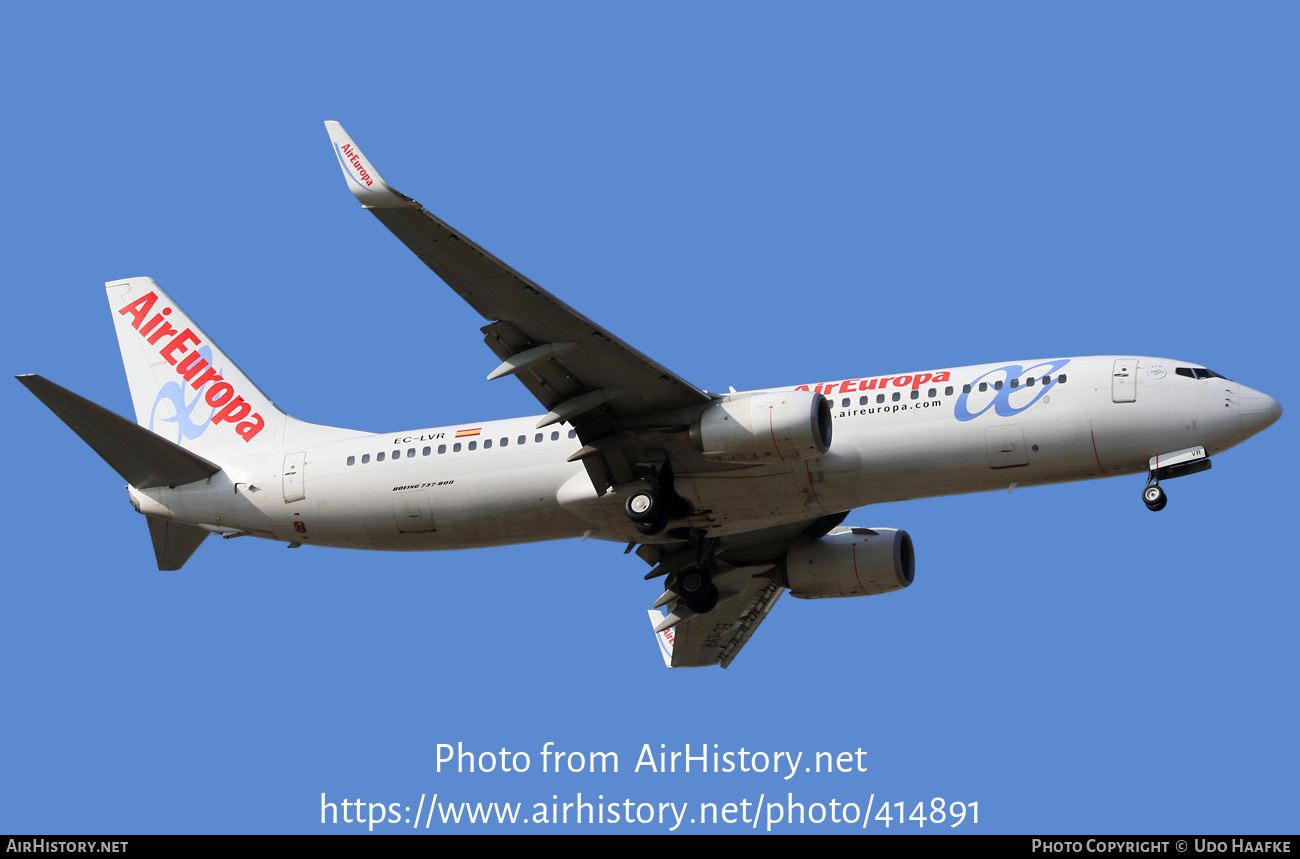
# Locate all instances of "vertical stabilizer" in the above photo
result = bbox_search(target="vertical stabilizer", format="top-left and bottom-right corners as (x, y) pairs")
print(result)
(106, 277), (288, 460)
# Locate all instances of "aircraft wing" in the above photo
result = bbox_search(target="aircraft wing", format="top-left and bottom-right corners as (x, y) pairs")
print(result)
(324, 122), (713, 489)
(649, 569), (785, 668)
(641, 510), (847, 667)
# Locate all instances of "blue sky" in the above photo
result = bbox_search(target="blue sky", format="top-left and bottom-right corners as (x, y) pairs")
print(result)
(2, 3), (1295, 834)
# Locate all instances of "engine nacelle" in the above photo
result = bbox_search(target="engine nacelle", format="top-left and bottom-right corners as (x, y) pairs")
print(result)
(783, 527), (915, 599)
(690, 390), (832, 463)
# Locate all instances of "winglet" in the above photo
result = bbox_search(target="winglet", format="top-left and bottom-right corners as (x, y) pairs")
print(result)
(647, 609), (676, 668)
(323, 121), (407, 208)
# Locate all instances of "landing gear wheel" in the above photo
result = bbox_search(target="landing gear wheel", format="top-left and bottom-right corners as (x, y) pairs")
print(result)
(1143, 483), (1167, 511)
(686, 583), (719, 615)
(633, 509), (668, 536)
(675, 569), (718, 614)
(625, 488), (660, 525)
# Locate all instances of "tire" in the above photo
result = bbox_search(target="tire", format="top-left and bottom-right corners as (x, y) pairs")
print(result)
(685, 583), (719, 615)
(678, 569), (708, 598)
(1143, 485), (1165, 505)
(633, 509), (668, 536)
(625, 489), (660, 525)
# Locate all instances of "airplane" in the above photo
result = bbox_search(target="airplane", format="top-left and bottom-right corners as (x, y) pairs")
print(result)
(17, 122), (1283, 668)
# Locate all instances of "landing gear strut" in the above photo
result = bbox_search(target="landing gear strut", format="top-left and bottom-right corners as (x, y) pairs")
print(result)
(1142, 478), (1167, 512)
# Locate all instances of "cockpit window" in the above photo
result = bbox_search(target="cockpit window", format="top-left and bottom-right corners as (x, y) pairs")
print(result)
(1176, 367), (1229, 380)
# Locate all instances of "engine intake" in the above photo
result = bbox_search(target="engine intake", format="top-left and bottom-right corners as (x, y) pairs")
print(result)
(783, 527), (914, 599)
(690, 390), (832, 463)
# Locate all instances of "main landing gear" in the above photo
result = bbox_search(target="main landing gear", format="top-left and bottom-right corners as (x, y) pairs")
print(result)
(668, 566), (718, 614)
(623, 462), (691, 537)
(625, 486), (668, 536)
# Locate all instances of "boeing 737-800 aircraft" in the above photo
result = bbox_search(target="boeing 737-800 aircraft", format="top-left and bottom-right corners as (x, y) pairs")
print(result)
(17, 122), (1283, 668)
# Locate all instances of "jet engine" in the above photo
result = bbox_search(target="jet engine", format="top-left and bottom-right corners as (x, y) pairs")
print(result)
(783, 527), (914, 599)
(690, 391), (832, 463)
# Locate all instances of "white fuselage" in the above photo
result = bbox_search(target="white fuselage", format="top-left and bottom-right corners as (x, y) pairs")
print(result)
(127, 355), (1279, 551)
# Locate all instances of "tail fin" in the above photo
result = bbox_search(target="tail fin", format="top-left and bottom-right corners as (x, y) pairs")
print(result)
(106, 277), (289, 460)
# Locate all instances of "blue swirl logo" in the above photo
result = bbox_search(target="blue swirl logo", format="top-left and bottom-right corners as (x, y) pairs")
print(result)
(149, 345), (219, 442)
(954, 359), (1071, 422)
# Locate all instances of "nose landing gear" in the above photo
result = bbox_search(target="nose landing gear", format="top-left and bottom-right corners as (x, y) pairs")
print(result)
(1142, 481), (1167, 512)
(1141, 445), (1213, 512)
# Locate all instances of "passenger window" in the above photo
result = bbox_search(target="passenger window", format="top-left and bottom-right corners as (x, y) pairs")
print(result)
(1042, 375), (1051, 384)
(877, 394), (884, 403)
(1011, 379), (1019, 388)
(468, 441), (477, 450)
(979, 383), (987, 392)
(484, 439), (492, 449)
(1058, 374), (1067, 384)
(423, 447), (431, 456)
(993, 381), (1003, 390)
(392, 450), (400, 459)
(453, 443), (461, 452)
(500, 438), (508, 447)
(841, 397), (849, 407)
(535, 433), (543, 443)
(963, 384), (972, 394)
(1025, 377), (1035, 387)
(946, 386), (954, 396)
(377, 452), (385, 462)
(438, 444), (446, 454)
(551, 431), (559, 441)
(928, 388), (936, 398)
(892, 392), (901, 402)
(408, 448), (415, 457)
(518, 435), (526, 445)
(346, 455), (355, 466)
(909, 390), (919, 400)
(859, 396), (869, 405)
(568, 429), (577, 439)
(362, 454), (370, 464)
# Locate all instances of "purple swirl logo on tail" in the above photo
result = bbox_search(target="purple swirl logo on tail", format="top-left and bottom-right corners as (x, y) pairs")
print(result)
(149, 345), (219, 442)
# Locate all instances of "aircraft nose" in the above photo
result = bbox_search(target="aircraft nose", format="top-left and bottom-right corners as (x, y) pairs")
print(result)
(1239, 387), (1282, 438)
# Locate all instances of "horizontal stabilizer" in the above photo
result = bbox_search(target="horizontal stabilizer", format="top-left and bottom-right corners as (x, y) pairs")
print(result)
(17, 375), (221, 489)
(146, 514), (209, 571)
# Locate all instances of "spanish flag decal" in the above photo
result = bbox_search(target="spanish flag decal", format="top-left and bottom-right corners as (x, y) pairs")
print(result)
(455, 428), (482, 438)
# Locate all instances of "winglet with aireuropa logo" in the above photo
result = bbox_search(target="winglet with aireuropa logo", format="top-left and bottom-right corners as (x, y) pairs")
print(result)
(324, 121), (407, 209)
(647, 610), (675, 668)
